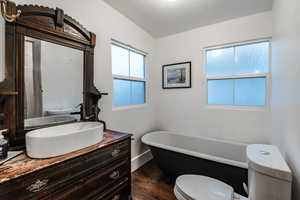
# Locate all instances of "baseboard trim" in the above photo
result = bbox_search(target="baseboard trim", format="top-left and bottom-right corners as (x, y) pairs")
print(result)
(131, 150), (153, 172)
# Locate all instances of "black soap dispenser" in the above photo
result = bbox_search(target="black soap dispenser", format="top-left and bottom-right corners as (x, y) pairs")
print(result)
(0, 130), (8, 160)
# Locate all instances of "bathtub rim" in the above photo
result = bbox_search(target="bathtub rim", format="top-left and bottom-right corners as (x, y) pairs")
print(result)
(142, 131), (248, 169)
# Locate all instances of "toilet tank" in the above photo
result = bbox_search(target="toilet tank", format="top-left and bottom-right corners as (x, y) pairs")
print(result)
(247, 144), (292, 200)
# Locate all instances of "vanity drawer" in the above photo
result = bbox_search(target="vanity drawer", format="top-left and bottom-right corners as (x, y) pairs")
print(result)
(82, 139), (130, 167)
(92, 178), (130, 200)
(101, 183), (130, 200)
(0, 139), (130, 200)
(51, 158), (130, 200)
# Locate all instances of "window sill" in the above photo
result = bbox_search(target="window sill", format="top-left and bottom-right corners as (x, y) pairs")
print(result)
(204, 104), (269, 112)
(112, 104), (147, 111)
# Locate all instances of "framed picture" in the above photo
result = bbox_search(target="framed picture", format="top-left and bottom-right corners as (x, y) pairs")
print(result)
(162, 62), (191, 89)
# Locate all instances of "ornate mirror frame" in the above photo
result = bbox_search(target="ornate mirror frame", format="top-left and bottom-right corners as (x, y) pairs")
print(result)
(0, 2), (103, 149)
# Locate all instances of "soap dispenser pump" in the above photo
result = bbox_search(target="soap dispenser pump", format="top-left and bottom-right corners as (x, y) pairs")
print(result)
(0, 129), (8, 160)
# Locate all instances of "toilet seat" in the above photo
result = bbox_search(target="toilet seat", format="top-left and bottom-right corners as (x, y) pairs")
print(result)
(174, 175), (245, 200)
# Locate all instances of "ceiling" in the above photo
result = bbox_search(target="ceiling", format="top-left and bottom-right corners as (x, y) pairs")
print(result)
(103, 0), (273, 38)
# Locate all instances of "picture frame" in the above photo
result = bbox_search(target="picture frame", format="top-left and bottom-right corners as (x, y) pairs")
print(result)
(162, 61), (191, 89)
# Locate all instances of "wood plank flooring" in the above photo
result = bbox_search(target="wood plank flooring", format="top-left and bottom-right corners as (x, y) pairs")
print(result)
(132, 160), (177, 200)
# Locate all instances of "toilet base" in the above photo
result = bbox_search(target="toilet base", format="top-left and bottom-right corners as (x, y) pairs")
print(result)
(174, 185), (191, 200)
(174, 186), (248, 200)
(173, 176), (248, 200)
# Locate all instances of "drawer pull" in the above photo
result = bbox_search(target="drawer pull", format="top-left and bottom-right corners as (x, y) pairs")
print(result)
(111, 149), (120, 157)
(112, 194), (120, 200)
(27, 179), (49, 193)
(109, 170), (120, 180)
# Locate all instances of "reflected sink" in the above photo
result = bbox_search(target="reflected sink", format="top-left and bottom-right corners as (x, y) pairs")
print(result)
(26, 122), (104, 158)
(25, 115), (77, 129)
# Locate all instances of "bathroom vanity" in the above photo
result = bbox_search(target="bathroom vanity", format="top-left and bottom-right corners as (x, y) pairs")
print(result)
(0, 2), (132, 199)
(0, 130), (132, 200)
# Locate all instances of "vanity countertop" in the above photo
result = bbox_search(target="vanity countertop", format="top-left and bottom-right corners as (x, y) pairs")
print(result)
(0, 130), (131, 184)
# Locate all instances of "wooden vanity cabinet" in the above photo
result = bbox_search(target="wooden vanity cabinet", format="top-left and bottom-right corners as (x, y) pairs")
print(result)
(0, 131), (132, 200)
(0, 3), (132, 199)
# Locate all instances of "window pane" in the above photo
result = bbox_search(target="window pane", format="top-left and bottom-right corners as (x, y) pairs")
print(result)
(112, 45), (129, 76)
(208, 79), (234, 105)
(131, 81), (145, 105)
(234, 78), (266, 106)
(130, 51), (145, 79)
(113, 79), (131, 106)
(235, 42), (269, 74)
(113, 79), (145, 106)
(206, 41), (269, 76)
(206, 47), (235, 76)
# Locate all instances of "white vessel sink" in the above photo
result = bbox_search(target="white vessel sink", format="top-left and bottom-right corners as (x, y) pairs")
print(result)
(26, 122), (104, 158)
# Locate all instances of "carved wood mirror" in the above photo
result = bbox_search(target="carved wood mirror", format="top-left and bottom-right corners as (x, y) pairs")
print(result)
(0, 2), (105, 149)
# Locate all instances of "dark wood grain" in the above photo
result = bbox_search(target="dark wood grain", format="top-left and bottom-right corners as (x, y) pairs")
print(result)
(132, 160), (177, 200)
(0, 130), (131, 184)
(0, 92), (18, 95)
(0, 131), (132, 200)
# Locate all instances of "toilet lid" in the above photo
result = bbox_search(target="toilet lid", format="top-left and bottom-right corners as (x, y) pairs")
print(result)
(175, 175), (234, 200)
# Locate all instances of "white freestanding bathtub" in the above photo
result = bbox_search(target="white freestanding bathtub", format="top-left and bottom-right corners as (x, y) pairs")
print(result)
(142, 131), (248, 195)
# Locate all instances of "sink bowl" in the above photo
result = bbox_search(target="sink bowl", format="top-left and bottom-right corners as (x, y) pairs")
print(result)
(26, 122), (104, 158)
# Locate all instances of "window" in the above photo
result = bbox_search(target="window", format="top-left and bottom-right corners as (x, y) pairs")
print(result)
(205, 40), (270, 107)
(111, 42), (146, 107)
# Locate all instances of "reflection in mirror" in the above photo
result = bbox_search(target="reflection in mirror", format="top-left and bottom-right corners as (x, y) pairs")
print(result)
(0, 17), (5, 82)
(24, 36), (83, 129)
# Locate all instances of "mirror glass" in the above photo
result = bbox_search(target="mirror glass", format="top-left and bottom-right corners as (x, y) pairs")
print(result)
(24, 36), (83, 129)
(0, 17), (5, 82)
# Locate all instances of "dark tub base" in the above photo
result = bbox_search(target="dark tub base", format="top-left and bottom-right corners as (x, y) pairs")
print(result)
(150, 146), (248, 196)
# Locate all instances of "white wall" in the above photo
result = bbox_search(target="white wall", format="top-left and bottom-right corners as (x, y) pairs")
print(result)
(14, 0), (158, 166)
(272, 0), (300, 199)
(155, 12), (273, 144)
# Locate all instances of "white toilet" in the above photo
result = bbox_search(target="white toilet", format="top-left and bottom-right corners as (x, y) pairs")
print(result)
(174, 144), (292, 200)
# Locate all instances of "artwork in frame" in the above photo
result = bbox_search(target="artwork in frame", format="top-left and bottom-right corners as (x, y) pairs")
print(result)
(162, 62), (191, 89)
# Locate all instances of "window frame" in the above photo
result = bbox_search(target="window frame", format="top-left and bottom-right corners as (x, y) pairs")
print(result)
(111, 40), (147, 109)
(203, 38), (272, 110)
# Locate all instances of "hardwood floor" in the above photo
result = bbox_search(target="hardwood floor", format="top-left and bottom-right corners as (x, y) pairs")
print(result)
(132, 160), (177, 200)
